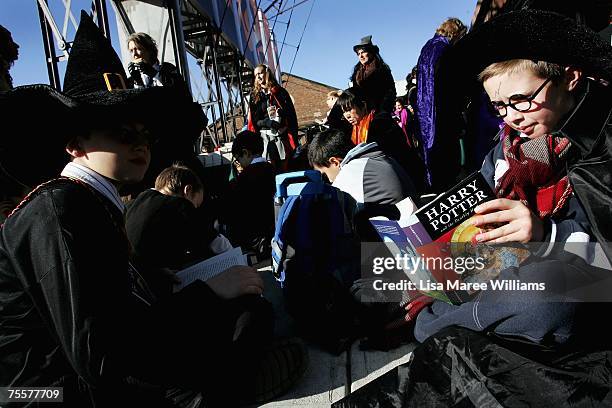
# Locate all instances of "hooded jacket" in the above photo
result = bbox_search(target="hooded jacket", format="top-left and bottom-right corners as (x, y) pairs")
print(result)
(332, 142), (417, 205)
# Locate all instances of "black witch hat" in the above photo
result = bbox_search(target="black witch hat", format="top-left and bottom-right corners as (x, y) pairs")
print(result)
(0, 11), (206, 187)
(450, 9), (612, 82)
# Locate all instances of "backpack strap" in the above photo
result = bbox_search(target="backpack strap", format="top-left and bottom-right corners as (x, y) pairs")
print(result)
(294, 193), (317, 276)
(271, 195), (300, 285)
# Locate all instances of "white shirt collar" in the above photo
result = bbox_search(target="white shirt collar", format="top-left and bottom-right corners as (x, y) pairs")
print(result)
(61, 162), (125, 212)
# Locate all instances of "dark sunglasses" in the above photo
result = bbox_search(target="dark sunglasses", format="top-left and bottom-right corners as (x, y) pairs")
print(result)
(112, 125), (159, 147)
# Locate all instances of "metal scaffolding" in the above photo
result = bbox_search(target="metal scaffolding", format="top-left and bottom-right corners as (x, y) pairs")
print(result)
(35, 0), (275, 146)
(36, 0), (111, 90)
(179, 0), (256, 146)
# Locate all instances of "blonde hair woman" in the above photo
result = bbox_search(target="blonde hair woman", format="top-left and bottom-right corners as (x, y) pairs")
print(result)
(247, 64), (298, 171)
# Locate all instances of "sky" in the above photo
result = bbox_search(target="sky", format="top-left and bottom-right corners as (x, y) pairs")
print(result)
(1, 0), (477, 90)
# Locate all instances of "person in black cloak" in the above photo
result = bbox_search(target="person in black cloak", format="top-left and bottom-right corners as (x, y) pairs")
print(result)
(350, 35), (397, 113)
(0, 12), (306, 407)
(332, 9), (612, 408)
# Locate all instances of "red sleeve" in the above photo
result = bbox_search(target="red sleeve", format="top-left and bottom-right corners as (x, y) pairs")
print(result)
(247, 107), (256, 132)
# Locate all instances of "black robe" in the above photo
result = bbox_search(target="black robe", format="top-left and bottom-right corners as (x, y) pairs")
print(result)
(368, 111), (427, 194)
(0, 178), (266, 406)
(559, 79), (612, 262)
(126, 189), (218, 299)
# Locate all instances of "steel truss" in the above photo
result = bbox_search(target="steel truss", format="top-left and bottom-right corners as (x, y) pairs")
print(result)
(180, 0), (253, 145)
(36, 0), (258, 145)
(36, 0), (111, 90)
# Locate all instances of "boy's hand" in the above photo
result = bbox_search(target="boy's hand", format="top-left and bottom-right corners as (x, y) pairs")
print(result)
(471, 198), (544, 243)
(206, 265), (264, 299)
(234, 162), (244, 174)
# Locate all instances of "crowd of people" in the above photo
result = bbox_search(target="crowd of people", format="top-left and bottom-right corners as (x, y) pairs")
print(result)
(1, 2), (612, 407)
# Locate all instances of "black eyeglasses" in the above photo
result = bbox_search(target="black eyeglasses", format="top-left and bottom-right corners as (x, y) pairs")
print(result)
(489, 77), (551, 118)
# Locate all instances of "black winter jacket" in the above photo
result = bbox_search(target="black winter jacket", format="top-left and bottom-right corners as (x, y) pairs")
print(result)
(351, 62), (397, 113)
(0, 179), (224, 406)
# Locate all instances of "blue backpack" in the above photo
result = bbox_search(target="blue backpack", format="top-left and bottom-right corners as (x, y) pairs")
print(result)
(271, 171), (361, 353)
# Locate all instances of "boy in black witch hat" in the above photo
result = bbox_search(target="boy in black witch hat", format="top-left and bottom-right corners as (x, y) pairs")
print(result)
(0, 12), (306, 406)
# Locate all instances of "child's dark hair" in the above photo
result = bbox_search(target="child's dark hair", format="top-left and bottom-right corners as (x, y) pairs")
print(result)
(155, 163), (203, 194)
(307, 129), (354, 168)
(232, 130), (264, 156)
(337, 87), (368, 113)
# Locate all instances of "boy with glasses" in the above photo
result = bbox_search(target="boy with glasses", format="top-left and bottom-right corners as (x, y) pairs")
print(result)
(472, 62), (583, 245)
(415, 8), (612, 346)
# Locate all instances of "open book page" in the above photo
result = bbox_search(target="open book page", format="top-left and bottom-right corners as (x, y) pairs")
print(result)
(174, 247), (247, 292)
(395, 196), (417, 225)
(368, 195), (417, 224)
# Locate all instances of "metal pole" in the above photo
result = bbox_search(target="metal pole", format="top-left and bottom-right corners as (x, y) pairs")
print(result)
(93, 0), (111, 39)
(36, 0), (69, 55)
(235, 54), (247, 125)
(210, 36), (228, 143)
(37, 0), (61, 90)
(200, 59), (220, 146)
(167, 0), (191, 91)
(270, 30), (281, 81)
(226, 79), (237, 138)
(110, 0), (135, 34)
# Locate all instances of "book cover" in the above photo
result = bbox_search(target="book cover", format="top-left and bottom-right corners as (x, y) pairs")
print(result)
(369, 219), (450, 303)
(369, 171), (530, 304)
(414, 171), (495, 241)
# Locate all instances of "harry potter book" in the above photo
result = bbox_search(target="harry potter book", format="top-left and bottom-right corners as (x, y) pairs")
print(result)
(370, 171), (529, 304)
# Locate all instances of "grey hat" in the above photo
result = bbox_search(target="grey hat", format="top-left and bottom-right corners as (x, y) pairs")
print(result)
(353, 35), (379, 54)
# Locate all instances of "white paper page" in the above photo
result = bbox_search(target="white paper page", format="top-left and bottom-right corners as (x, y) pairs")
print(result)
(174, 247), (247, 291)
(369, 196), (417, 223)
(395, 196), (417, 226)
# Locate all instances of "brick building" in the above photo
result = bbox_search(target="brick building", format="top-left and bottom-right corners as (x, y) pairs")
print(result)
(281, 72), (340, 127)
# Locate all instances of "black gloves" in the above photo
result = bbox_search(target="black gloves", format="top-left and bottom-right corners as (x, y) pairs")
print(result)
(127, 61), (144, 86)
(127, 61), (157, 86)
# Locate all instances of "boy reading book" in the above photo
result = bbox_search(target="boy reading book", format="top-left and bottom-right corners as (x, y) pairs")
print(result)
(337, 10), (612, 408)
(0, 13), (305, 406)
(414, 10), (612, 345)
(126, 163), (232, 299)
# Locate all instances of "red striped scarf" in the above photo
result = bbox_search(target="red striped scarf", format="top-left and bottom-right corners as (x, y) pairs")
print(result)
(496, 126), (574, 218)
